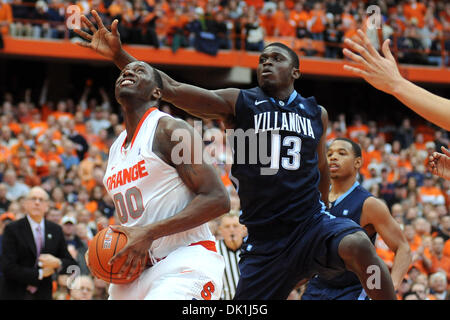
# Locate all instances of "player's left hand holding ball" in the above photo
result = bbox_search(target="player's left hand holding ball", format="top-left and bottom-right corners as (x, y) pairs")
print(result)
(108, 225), (153, 279)
(84, 221), (107, 273)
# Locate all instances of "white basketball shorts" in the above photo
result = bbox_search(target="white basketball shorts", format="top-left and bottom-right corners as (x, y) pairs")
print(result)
(108, 241), (225, 300)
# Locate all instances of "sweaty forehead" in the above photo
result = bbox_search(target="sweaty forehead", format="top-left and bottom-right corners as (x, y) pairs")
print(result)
(261, 46), (290, 58)
(124, 61), (152, 72)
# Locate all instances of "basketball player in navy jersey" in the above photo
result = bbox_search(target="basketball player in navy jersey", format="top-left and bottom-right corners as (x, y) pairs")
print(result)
(75, 11), (398, 299)
(302, 138), (411, 300)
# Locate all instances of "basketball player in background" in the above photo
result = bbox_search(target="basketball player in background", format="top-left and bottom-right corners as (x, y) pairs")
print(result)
(302, 138), (411, 300)
(85, 60), (229, 299)
(342, 30), (450, 180)
(76, 11), (397, 300)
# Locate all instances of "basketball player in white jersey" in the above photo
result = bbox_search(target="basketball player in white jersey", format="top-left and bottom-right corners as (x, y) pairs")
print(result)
(85, 61), (229, 300)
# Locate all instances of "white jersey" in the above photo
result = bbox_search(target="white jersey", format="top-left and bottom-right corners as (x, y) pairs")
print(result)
(103, 107), (214, 261)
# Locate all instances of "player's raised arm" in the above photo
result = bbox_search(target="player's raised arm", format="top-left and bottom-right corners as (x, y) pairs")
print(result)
(360, 197), (412, 290)
(75, 10), (239, 123)
(317, 105), (330, 208)
(342, 29), (450, 131)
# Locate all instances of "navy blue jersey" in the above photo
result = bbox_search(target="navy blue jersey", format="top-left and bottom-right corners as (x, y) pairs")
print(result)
(315, 181), (375, 288)
(229, 87), (324, 230)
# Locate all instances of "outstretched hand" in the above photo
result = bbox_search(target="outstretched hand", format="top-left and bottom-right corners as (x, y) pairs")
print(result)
(108, 225), (152, 279)
(342, 29), (404, 96)
(74, 10), (122, 60)
(428, 146), (450, 180)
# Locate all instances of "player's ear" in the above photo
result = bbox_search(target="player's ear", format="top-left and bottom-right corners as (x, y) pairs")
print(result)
(151, 87), (162, 101)
(292, 67), (300, 80)
(354, 157), (362, 170)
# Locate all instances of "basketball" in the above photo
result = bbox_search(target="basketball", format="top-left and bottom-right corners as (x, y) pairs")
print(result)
(88, 227), (146, 284)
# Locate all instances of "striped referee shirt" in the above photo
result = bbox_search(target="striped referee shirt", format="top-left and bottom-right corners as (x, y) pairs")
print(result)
(216, 239), (241, 300)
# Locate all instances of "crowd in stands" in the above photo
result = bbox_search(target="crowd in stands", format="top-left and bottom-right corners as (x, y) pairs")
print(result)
(0, 75), (449, 299)
(0, 0), (449, 64)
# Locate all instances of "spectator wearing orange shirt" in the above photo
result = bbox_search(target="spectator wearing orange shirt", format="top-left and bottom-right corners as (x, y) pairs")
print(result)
(0, 0), (12, 36)
(260, 7), (277, 37)
(419, 174), (446, 206)
(341, 3), (356, 32)
(404, 222), (421, 252)
(164, 7), (190, 52)
(50, 100), (74, 122)
(403, 0), (427, 29)
(408, 232), (432, 275)
(33, 139), (62, 178)
(0, 143), (11, 164)
(413, 132), (427, 152)
(289, 2), (310, 39)
(307, 2), (326, 40)
(28, 111), (49, 137)
(273, 9), (294, 37)
(347, 114), (369, 141)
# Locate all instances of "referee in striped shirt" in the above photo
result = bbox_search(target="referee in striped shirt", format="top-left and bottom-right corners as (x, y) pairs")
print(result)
(215, 212), (246, 300)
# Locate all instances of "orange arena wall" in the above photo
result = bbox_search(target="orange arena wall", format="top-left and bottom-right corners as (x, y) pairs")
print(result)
(1, 36), (449, 84)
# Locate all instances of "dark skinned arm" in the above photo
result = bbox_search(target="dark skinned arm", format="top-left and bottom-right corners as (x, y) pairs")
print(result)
(317, 105), (330, 208)
(109, 116), (230, 278)
(75, 10), (239, 123)
(360, 197), (412, 290)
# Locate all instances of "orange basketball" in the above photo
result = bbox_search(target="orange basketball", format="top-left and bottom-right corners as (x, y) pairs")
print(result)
(88, 227), (146, 284)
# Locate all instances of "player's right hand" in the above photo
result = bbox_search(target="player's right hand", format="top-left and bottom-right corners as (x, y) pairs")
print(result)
(108, 225), (151, 280)
(74, 10), (122, 60)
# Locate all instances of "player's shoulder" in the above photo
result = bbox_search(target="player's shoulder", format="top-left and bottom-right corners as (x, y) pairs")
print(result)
(109, 130), (127, 152)
(156, 114), (191, 135)
(355, 184), (373, 198)
(238, 87), (263, 101)
(362, 195), (390, 217)
(296, 91), (324, 117)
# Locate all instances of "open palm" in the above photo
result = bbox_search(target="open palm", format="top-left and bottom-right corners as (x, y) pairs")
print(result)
(74, 10), (122, 60)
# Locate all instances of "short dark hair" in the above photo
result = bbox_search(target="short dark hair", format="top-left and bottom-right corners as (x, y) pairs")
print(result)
(263, 42), (299, 69)
(332, 138), (362, 158)
(137, 61), (163, 90)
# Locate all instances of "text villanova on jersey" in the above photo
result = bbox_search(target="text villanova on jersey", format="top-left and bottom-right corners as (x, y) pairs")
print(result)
(169, 110), (317, 176)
